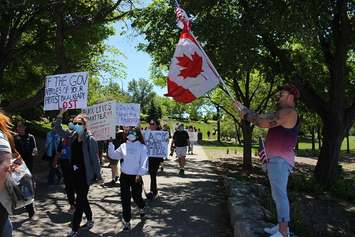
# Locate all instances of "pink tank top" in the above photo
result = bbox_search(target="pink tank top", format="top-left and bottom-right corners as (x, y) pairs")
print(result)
(265, 118), (299, 166)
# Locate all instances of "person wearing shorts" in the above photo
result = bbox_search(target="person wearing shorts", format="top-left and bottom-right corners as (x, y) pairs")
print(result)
(172, 124), (189, 176)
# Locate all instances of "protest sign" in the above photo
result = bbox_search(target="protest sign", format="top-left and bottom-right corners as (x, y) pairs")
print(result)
(116, 103), (140, 126)
(143, 131), (169, 158)
(188, 131), (198, 142)
(44, 72), (88, 111)
(82, 101), (116, 141)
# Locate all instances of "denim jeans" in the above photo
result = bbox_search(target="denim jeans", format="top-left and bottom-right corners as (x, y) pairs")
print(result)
(2, 217), (12, 237)
(267, 156), (292, 223)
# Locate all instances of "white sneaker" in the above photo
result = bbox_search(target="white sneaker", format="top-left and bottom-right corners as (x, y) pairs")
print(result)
(264, 224), (279, 235)
(264, 225), (289, 235)
(270, 230), (290, 237)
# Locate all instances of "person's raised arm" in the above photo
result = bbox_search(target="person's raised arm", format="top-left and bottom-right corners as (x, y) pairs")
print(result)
(234, 101), (297, 128)
(54, 108), (71, 138)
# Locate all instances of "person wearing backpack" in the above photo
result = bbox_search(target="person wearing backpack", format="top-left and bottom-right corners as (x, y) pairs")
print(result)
(55, 109), (102, 237)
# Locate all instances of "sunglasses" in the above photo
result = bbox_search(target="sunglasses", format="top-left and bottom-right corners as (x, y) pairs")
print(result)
(73, 122), (83, 125)
(149, 123), (156, 125)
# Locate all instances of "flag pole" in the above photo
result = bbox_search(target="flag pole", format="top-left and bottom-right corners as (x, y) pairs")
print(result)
(173, 1), (241, 111)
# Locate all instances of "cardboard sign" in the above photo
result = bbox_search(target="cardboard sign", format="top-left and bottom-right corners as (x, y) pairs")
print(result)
(116, 103), (140, 126)
(44, 72), (88, 111)
(82, 101), (116, 141)
(188, 131), (198, 142)
(143, 131), (169, 158)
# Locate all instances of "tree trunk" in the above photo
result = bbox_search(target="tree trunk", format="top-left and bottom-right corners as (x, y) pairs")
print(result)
(346, 133), (350, 153)
(216, 105), (221, 143)
(314, 121), (344, 186)
(311, 127), (316, 153)
(242, 120), (253, 170)
(317, 126), (322, 150)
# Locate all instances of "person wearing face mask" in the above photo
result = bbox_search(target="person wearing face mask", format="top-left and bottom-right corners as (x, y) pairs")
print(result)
(0, 112), (15, 237)
(107, 126), (129, 185)
(171, 124), (189, 176)
(55, 109), (102, 237)
(108, 128), (148, 232)
(146, 119), (164, 200)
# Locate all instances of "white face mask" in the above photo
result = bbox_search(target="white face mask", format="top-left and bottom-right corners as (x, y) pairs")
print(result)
(127, 134), (136, 141)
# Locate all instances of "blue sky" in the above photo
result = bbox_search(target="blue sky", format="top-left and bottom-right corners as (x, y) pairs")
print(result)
(103, 1), (166, 96)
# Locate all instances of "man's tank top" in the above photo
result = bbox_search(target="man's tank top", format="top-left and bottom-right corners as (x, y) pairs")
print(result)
(265, 118), (299, 166)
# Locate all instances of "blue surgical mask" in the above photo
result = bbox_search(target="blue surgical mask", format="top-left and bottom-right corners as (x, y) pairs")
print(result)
(127, 134), (136, 141)
(74, 125), (84, 135)
(68, 122), (75, 130)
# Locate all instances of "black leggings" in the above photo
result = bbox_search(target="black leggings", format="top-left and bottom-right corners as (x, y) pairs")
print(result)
(120, 173), (145, 223)
(60, 159), (75, 205)
(148, 157), (163, 195)
(72, 179), (92, 231)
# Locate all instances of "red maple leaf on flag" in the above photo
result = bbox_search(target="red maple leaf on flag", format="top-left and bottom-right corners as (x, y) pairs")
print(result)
(176, 52), (204, 79)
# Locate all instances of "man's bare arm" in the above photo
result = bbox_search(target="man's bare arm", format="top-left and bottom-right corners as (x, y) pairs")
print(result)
(242, 108), (296, 128)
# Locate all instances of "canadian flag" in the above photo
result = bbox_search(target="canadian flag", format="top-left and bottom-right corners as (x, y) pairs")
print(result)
(164, 31), (220, 103)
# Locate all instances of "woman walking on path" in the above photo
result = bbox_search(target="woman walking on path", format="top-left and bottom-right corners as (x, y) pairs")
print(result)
(55, 109), (102, 237)
(108, 128), (148, 232)
(146, 119), (164, 200)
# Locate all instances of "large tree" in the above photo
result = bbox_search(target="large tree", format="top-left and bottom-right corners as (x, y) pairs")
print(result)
(132, 0), (355, 185)
(0, 0), (132, 113)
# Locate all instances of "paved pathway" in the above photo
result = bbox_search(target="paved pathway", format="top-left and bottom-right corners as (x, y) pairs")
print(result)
(11, 145), (232, 237)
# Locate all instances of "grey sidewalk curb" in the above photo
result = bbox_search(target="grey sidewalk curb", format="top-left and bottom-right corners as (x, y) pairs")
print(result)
(223, 176), (273, 237)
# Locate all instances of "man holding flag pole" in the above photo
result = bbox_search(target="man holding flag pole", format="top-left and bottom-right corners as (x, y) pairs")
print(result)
(167, 2), (299, 237)
(234, 84), (300, 237)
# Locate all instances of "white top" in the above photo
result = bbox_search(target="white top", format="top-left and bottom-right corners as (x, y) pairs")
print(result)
(108, 141), (148, 176)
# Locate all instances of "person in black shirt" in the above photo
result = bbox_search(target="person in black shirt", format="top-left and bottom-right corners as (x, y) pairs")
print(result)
(172, 124), (189, 176)
(55, 109), (102, 237)
(107, 126), (128, 185)
(14, 119), (36, 218)
(146, 119), (164, 199)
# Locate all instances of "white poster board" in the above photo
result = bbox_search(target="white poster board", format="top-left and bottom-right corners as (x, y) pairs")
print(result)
(82, 101), (116, 141)
(143, 131), (169, 158)
(188, 131), (198, 142)
(116, 103), (140, 126)
(44, 72), (88, 111)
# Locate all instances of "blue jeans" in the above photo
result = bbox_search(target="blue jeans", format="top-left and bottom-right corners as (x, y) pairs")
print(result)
(2, 217), (12, 237)
(267, 156), (292, 223)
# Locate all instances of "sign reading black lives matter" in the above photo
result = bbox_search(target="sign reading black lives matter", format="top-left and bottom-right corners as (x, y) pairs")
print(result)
(44, 72), (88, 111)
(82, 101), (116, 141)
(116, 103), (140, 126)
(143, 131), (169, 158)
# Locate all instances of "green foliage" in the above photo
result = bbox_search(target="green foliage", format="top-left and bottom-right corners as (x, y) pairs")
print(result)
(127, 78), (156, 114)
(146, 100), (162, 122)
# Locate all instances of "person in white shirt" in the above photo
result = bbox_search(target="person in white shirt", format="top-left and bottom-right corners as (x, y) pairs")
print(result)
(107, 128), (148, 232)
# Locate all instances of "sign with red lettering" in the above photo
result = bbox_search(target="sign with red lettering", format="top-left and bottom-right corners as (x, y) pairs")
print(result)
(82, 101), (116, 141)
(44, 72), (88, 111)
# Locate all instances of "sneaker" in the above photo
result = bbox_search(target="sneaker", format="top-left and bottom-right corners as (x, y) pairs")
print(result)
(179, 169), (184, 176)
(146, 192), (154, 200)
(122, 222), (131, 232)
(81, 220), (94, 230)
(66, 231), (78, 237)
(264, 224), (278, 235)
(114, 176), (119, 182)
(270, 230), (290, 237)
(139, 208), (145, 218)
(68, 205), (75, 214)
(264, 225), (289, 235)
